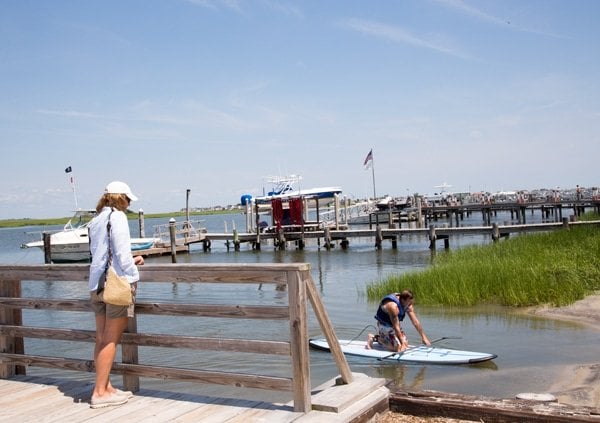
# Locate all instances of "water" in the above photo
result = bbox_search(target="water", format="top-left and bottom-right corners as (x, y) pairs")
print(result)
(4, 211), (599, 402)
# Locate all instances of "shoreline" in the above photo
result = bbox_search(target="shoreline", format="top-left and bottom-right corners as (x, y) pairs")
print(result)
(379, 294), (600, 422)
(525, 292), (600, 408)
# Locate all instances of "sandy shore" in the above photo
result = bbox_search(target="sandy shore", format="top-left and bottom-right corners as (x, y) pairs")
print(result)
(377, 293), (600, 422)
(527, 292), (600, 408)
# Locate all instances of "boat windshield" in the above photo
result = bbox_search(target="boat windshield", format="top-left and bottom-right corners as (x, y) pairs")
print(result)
(64, 210), (97, 230)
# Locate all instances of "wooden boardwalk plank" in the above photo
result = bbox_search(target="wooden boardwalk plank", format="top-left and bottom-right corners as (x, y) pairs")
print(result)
(0, 374), (387, 423)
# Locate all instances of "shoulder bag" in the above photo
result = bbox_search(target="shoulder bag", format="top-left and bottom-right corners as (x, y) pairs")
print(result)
(102, 211), (133, 306)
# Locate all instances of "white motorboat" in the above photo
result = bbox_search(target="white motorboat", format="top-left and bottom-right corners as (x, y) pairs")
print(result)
(248, 175), (342, 205)
(22, 209), (159, 262)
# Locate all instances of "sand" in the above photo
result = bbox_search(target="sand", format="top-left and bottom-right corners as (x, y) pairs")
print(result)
(528, 292), (600, 408)
(377, 293), (600, 422)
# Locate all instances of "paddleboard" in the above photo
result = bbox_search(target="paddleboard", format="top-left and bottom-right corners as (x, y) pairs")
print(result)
(309, 338), (497, 364)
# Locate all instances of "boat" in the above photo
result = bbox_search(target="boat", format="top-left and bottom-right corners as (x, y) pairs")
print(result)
(245, 175), (342, 205)
(22, 209), (159, 263)
(309, 338), (497, 365)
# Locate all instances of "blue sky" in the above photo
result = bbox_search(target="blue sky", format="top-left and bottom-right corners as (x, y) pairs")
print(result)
(1, 0), (599, 219)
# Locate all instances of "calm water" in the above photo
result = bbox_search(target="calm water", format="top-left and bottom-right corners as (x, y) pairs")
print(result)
(3, 210), (599, 402)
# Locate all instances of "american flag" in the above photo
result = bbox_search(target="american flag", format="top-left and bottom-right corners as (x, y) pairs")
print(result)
(363, 149), (373, 166)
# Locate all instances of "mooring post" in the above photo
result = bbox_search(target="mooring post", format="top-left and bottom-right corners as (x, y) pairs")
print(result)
(169, 218), (177, 263)
(233, 228), (240, 251)
(324, 226), (332, 250)
(138, 209), (145, 238)
(492, 222), (500, 242)
(42, 232), (52, 264)
(375, 225), (383, 250)
(428, 225), (436, 250)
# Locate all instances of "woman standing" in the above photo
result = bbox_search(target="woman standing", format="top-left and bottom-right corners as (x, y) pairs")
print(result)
(88, 181), (144, 408)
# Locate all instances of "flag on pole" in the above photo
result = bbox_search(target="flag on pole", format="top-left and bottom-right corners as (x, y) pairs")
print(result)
(65, 166), (74, 186)
(363, 149), (373, 169)
(64, 166), (78, 208)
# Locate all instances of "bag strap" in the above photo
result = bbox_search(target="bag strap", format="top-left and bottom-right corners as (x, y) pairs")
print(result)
(105, 208), (115, 269)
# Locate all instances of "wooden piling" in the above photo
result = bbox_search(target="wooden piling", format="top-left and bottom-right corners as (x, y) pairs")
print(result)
(42, 233), (52, 264)
(428, 225), (436, 250)
(138, 209), (145, 237)
(492, 222), (500, 242)
(324, 227), (332, 250)
(375, 225), (382, 250)
(169, 218), (177, 263)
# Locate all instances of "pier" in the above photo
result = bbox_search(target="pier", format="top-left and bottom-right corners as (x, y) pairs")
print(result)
(115, 196), (600, 259)
(159, 219), (600, 255)
(0, 263), (388, 422)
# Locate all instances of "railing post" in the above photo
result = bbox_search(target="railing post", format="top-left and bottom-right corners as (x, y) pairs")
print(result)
(0, 279), (25, 377)
(122, 315), (140, 392)
(287, 270), (311, 413)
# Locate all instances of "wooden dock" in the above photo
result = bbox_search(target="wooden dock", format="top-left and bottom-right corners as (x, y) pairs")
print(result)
(173, 219), (600, 253)
(0, 373), (389, 422)
(129, 198), (600, 257)
(0, 264), (389, 422)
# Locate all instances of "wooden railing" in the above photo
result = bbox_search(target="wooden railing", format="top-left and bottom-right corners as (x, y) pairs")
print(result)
(0, 263), (352, 413)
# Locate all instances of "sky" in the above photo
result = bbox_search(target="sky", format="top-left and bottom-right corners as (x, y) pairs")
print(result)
(1, 0), (599, 219)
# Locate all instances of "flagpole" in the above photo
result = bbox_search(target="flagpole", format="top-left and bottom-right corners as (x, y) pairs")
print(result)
(65, 166), (78, 210)
(370, 151), (376, 200)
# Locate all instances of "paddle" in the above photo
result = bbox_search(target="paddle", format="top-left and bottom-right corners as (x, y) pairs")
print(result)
(376, 336), (462, 361)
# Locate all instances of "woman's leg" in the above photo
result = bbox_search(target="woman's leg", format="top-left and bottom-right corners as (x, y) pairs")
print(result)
(92, 314), (128, 399)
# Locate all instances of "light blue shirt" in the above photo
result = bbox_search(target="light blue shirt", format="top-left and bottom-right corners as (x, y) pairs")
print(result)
(88, 207), (139, 291)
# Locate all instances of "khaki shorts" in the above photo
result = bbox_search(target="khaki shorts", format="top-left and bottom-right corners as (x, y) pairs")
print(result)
(90, 290), (129, 319)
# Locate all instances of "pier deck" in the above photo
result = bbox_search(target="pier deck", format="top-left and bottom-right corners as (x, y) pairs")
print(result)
(0, 375), (389, 423)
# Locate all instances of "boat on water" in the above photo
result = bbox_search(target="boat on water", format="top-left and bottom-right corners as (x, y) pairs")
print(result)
(22, 209), (159, 262)
(243, 175), (342, 205)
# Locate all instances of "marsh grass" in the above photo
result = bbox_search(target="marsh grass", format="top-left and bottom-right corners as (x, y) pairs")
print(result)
(0, 209), (238, 228)
(367, 224), (600, 307)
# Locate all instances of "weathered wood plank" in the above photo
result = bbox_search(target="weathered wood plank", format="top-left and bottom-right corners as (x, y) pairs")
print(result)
(287, 269), (311, 412)
(0, 263), (311, 284)
(310, 372), (386, 413)
(0, 324), (291, 355)
(0, 353), (293, 391)
(0, 298), (290, 319)
(390, 389), (600, 422)
(305, 271), (353, 384)
(0, 375), (388, 423)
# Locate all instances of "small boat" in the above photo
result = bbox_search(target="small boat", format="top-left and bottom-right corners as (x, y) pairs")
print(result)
(22, 209), (159, 262)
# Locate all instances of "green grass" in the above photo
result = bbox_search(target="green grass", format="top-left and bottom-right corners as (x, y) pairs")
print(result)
(366, 223), (600, 308)
(0, 209), (239, 228)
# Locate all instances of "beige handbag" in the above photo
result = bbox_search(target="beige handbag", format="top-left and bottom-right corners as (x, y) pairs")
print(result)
(101, 210), (133, 306)
(104, 264), (132, 306)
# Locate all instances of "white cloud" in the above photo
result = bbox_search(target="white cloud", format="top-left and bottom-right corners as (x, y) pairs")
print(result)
(338, 18), (471, 59)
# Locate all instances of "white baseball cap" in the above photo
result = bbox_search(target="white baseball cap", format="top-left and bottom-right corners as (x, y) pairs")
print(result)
(105, 181), (138, 201)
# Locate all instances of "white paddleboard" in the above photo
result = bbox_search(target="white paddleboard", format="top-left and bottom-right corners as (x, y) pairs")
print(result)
(309, 338), (497, 364)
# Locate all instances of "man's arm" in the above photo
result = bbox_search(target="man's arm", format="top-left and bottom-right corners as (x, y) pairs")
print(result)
(406, 304), (431, 346)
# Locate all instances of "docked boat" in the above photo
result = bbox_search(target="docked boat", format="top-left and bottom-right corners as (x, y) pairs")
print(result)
(245, 175), (342, 205)
(22, 209), (159, 262)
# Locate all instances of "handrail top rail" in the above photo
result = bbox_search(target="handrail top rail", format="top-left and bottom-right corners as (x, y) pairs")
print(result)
(0, 263), (311, 272)
(0, 263), (312, 284)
